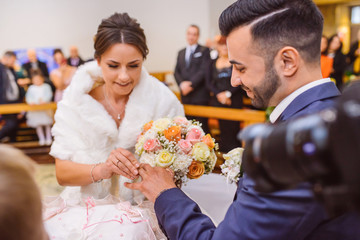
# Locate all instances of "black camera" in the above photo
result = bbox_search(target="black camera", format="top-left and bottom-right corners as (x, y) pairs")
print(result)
(240, 81), (360, 215)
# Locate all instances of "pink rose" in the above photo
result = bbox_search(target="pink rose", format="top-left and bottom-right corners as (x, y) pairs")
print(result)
(186, 127), (204, 144)
(178, 139), (192, 154)
(143, 139), (161, 152)
(173, 116), (190, 126)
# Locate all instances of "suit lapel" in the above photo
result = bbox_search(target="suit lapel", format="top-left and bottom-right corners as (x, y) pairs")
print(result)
(180, 49), (186, 68)
(280, 82), (340, 121)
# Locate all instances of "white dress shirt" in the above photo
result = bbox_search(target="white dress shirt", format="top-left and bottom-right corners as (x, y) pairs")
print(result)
(269, 78), (332, 123)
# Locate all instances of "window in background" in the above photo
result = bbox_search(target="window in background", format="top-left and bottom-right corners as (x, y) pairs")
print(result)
(351, 6), (360, 24)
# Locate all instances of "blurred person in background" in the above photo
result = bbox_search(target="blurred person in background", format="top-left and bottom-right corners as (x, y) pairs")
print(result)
(25, 70), (53, 146)
(348, 29), (360, 76)
(174, 24), (211, 133)
(206, 36), (245, 152)
(22, 48), (56, 95)
(50, 48), (76, 102)
(2, 51), (30, 88)
(326, 34), (347, 90)
(67, 45), (84, 67)
(23, 48), (49, 78)
(0, 60), (25, 143)
(320, 35), (333, 78)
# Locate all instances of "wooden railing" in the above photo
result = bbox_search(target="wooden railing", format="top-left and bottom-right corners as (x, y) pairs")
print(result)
(0, 102), (265, 151)
(183, 104), (265, 126)
(0, 103), (265, 125)
(149, 71), (174, 82)
(0, 103), (57, 114)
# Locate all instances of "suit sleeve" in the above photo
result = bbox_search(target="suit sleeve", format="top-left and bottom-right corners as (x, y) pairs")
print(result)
(174, 52), (184, 86)
(189, 48), (210, 89)
(154, 175), (335, 240)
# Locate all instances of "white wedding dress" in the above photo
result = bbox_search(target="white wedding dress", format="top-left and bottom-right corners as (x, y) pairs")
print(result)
(44, 61), (184, 239)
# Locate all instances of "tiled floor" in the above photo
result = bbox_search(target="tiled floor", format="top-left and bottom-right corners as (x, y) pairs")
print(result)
(34, 164), (64, 196)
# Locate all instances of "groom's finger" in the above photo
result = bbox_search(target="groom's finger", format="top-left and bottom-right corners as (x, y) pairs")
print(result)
(138, 166), (150, 179)
(139, 163), (153, 172)
(124, 181), (142, 190)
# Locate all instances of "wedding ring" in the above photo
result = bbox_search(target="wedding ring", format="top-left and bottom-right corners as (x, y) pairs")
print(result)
(116, 159), (120, 167)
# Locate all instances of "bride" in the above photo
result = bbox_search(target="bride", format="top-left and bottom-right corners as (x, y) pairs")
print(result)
(44, 12), (184, 239)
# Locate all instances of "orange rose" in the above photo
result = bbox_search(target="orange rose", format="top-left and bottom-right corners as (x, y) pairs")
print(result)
(187, 161), (205, 179)
(143, 121), (153, 132)
(164, 126), (182, 142)
(202, 134), (215, 149)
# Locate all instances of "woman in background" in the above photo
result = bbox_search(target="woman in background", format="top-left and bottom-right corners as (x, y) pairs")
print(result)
(50, 49), (76, 102)
(206, 36), (245, 152)
(326, 34), (347, 90)
(320, 35), (333, 78)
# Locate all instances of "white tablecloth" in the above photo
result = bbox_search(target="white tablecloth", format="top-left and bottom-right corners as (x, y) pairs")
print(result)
(182, 173), (237, 226)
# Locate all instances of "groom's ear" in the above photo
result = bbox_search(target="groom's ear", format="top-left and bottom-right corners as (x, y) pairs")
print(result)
(275, 46), (299, 78)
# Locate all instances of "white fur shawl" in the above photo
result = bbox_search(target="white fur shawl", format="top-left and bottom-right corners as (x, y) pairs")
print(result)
(50, 61), (184, 201)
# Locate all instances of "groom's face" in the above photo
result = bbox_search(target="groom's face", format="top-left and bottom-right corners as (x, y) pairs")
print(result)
(227, 25), (280, 109)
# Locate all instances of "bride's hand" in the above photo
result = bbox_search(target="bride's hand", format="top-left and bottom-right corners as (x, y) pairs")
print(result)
(98, 148), (140, 180)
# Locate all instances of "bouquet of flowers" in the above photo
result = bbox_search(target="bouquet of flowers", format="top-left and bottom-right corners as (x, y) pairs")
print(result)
(135, 116), (218, 186)
(220, 147), (244, 184)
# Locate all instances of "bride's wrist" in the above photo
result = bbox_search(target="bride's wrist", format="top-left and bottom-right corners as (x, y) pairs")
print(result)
(90, 163), (103, 183)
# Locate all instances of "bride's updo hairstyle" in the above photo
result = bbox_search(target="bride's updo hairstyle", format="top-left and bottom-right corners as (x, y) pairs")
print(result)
(94, 12), (149, 60)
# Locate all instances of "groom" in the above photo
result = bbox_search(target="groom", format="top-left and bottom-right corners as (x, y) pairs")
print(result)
(126, 0), (360, 239)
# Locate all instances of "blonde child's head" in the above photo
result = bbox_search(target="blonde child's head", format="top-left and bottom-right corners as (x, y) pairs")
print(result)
(0, 144), (47, 240)
(30, 69), (45, 86)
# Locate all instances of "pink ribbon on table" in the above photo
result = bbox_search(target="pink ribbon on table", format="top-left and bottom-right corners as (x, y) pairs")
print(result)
(43, 197), (67, 221)
(82, 198), (148, 230)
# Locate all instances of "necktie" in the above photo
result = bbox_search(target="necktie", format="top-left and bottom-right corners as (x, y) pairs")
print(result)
(186, 49), (194, 68)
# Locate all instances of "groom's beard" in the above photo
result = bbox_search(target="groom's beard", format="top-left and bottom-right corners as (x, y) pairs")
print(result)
(251, 63), (280, 109)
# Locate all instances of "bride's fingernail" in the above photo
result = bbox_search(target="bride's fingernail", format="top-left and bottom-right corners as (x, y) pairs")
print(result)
(134, 170), (138, 175)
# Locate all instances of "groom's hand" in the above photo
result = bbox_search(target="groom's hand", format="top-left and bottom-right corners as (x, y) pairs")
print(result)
(125, 164), (177, 202)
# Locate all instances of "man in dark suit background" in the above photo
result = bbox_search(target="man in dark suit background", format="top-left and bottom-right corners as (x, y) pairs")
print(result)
(22, 48), (55, 98)
(67, 45), (84, 67)
(0, 62), (25, 142)
(126, 0), (360, 239)
(174, 25), (210, 133)
(22, 49), (49, 78)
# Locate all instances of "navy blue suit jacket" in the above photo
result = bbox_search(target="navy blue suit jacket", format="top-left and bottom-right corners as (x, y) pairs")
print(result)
(155, 82), (360, 240)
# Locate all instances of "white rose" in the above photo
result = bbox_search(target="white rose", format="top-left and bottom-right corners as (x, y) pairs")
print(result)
(153, 118), (171, 132)
(135, 135), (146, 155)
(139, 153), (156, 167)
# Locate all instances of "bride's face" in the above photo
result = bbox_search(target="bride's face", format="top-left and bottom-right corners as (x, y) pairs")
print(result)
(98, 43), (143, 97)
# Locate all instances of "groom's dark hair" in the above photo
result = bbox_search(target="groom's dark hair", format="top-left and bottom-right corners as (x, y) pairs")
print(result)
(219, 0), (324, 64)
